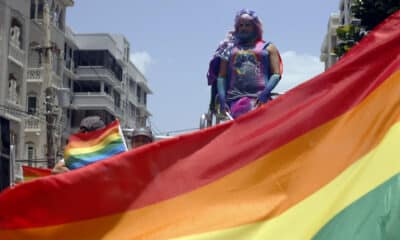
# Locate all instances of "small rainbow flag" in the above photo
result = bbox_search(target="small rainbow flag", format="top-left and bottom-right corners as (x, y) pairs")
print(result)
(22, 166), (51, 182)
(64, 120), (127, 169)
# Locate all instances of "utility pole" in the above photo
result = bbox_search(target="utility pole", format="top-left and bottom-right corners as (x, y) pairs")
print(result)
(42, 1), (58, 168)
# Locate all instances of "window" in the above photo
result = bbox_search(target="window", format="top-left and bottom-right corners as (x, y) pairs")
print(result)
(114, 91), (121, 109)
(27, 95), (37, 114)
(129, 79), (135, 93)
(74, 50), (123, 81)
(37, 0), (44, 19)
(136, 86), (142, 103)
(73, 81), (101, 92)
(104, 84), (111, 95)
(30, 0), (36, 19)
(26, 142), (36, 166)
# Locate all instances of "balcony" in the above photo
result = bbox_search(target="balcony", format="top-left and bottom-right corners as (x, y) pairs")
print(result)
(25, 116), (41, 131)
(26, 67), (62, 87)
(8, 42), (25, 67)
(72, 92), (115, 114)
(27, 68), (43, 83)
(75, 67), (122, 89)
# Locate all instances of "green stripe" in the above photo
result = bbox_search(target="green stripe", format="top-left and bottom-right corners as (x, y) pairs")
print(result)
(313, 174), (400, 240)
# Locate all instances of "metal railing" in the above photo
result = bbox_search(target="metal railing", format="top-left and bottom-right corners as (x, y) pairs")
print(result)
(26, 67), (62, 87)
(27, 68), (43, 82)
(25, 116), (41, 130)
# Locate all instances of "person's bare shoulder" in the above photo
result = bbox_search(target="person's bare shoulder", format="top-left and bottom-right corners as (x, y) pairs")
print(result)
(266, 43), (278, 54)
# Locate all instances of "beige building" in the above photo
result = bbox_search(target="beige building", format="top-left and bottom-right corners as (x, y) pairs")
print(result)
(0, 0), (152, 168)
(320, 0), (360, 70)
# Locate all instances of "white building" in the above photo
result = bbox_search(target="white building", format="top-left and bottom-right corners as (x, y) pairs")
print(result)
(320, 13), (340, 70)
(65, 32), (152, 142)
(0, 0), (152, 168)
(320, 0), (360, 70)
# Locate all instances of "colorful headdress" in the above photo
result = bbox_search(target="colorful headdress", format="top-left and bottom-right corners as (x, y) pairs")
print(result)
(234, 9), (263, 41)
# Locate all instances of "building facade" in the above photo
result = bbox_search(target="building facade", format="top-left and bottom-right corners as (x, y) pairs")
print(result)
(320, 0), (360, 70)
(0, 0), (152, 168)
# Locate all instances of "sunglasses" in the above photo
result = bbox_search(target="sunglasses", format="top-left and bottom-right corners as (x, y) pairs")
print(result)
(237, 9), (257, 18)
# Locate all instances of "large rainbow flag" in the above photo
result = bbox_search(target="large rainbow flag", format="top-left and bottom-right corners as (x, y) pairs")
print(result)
(64, 120), (128, 169)
(0, 11), (400, 240)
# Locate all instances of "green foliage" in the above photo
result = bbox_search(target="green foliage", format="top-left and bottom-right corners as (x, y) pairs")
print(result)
(334, 0), (400, 57)
(352, 0), (400, 31)
(336, 25), (361, 41)
(334, 25), (361, 57)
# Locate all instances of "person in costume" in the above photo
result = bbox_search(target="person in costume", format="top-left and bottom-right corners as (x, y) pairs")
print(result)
(207, 9), (282, 118)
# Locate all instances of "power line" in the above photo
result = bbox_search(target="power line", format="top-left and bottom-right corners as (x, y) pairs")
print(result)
(148, 117), (162, 135)
(158, 127), (199, 136)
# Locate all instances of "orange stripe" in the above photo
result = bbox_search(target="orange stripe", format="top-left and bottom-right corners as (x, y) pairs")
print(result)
(2, 71), (399, 240)
(66, 127), (120, 148)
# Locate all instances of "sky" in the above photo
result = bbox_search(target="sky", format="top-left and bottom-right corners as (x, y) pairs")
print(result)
(67, 1), (341, 135)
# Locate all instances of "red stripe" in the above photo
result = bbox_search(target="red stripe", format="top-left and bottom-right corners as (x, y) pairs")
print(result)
(22, 166), (51, 177)
(68, 120), (120, 143)
(0, 11), (399, 230)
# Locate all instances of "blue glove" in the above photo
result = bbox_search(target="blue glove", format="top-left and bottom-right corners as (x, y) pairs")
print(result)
(217, 76), (228, 112)
(219, 96), (228, 113)
(258, 74), (281, 103)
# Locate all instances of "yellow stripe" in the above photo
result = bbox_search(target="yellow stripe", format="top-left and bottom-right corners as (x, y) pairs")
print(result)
(22, 176), (38, 182)
(174, 120), (400, 240)
(64, 132), (122, 158)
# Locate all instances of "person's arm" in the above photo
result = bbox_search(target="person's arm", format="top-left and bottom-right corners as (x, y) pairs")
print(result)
(267, 44), (281, 75)
(258, 44), (281, 103)
(51, 159), (70, 174)
(217, 59), (229, 112)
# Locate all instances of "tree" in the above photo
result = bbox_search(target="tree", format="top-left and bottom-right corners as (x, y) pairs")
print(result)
(335, 0), (400, 57)
(334, 25), (362, 57)
(352, 0), (400, 31)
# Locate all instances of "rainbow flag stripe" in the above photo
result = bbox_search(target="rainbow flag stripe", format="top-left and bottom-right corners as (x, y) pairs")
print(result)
(64, 120), (127, 169)
(0, 10), (399, 240)
(22, 166), (51, 182)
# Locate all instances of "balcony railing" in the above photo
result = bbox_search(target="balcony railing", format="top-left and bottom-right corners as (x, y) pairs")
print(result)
(26, 67), (62, 87)
(27, 68), (43, 82)
(8, 42), (25, 66)
(75, 67), (122, 89)
(72, 92), (115, 114)
(25, 117), (41, 130)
